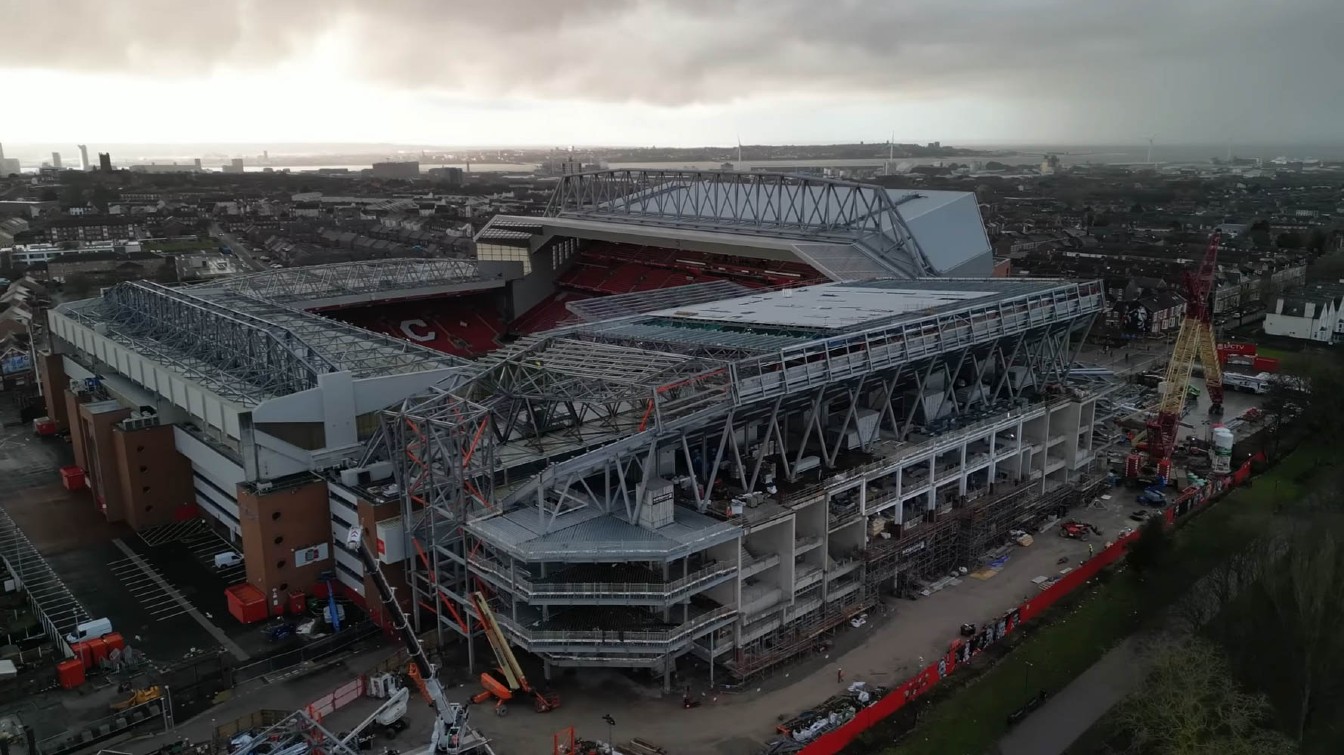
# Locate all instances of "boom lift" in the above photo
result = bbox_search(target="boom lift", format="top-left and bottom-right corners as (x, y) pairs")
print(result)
(470, 591), (560, 713)
(344, 527), (493, 755)
(1145, 231), (1225, 480)
(338, 685), (410, 746)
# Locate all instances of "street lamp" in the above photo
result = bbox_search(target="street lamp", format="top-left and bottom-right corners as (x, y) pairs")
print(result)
(1022, 660), (1035, 700)
(602, 714), (616, 750)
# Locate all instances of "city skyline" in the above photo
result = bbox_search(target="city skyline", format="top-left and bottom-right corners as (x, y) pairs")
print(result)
(2, 0), (1341, 146)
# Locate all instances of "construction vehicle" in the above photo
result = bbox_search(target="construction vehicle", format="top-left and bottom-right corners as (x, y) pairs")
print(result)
(343, 526), (493, 754)
(339, 685), (410, 744)
(469, 591), (560, 713)
(110, 685), (161, 711)
(1058, 521), (1091, 540)
(1145, 232), (1226, 481)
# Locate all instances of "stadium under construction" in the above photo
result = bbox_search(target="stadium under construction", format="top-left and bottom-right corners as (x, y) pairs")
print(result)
(34, 170), (1106, 687)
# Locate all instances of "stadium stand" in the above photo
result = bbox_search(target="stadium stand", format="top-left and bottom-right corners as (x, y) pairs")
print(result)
(329, 294), (504, 358)
(512, 290), (591, 333)
(513, 242), (826, 335)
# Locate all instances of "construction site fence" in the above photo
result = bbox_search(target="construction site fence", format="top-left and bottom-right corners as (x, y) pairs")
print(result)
(211, 710), (292, 752)
(305, 676), (366, 722)
(229, 620), (380, 685)
(789, 453), (1262, 755)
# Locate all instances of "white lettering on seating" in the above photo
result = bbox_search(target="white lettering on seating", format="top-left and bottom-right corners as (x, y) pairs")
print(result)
(399, 319), (436, 342)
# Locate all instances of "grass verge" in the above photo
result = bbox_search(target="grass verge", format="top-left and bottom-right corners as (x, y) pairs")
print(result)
(851, 441), (1329, 755)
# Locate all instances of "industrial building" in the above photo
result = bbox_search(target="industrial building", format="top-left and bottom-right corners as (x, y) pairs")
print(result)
(36, 170), (1105, 686)
(372, 161), (420, 180)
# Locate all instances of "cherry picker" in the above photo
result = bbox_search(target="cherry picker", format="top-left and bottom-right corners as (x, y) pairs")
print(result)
(344, 526), (494, 755)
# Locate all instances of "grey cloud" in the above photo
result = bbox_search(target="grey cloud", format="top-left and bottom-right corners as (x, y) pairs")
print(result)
(4, 0), (1342, 140)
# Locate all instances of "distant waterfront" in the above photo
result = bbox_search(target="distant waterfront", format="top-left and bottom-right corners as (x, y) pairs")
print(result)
(12, 142), (1344, 174)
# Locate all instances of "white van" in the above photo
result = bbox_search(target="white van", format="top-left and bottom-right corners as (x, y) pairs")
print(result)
(213, 552), (243, 570)
(65, 617), (112, 644)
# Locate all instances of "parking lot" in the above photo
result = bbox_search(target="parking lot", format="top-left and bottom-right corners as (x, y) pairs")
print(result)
(0, 416), (266, 665)
(108, 554), (192, 622)
(138, 518), (245, 584)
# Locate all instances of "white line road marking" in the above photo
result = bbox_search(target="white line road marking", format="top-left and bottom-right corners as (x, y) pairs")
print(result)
(110, 539), (250, 662)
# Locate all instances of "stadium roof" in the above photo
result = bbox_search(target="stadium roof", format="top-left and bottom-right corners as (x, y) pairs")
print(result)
(212, 257), (510, 310)
(450, 276), (1104, 505)
(565, 280), (751, 322)
(531, 169), (993, 280)
(56, 280), (467, 405)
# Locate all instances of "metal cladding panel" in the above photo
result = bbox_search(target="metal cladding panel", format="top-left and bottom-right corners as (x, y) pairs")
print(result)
(892, 191), (993, 275)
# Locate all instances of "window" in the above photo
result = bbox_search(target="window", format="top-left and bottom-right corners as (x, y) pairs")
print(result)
(274, 535), (284, 545)
(276, 560), (287, 569)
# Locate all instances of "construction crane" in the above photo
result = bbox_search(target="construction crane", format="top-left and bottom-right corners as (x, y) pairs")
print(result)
(1145, 231), (1225, 480)
(343, 526), (493, 755)
(470, 590), (560, 714)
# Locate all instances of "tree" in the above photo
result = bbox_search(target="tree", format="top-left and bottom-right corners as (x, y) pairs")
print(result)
(61, 183), (85, 208)
(1296, 359), (1344, 436)
(1305, 229), (1329, 254)
(1249, 220), (1272, 248)
(1126, 516), (1173, 578)
(1307, 252), (1344, 283)
(153, 260), (178, 284)
(1277, 232), (1303, 250)
(1110, 638), (1297, 755)
(1196, 509), (1344, 752)
(63, 273), (95, 298)
(1255, 524), (1344, 742)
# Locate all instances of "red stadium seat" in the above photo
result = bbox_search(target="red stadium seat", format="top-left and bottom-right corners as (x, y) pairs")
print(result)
(326, 294), (504, 359)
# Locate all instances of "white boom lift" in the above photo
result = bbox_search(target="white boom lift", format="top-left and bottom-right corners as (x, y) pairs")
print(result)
(345, 526), (493, 755)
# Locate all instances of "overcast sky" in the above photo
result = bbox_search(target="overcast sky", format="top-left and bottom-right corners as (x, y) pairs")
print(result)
(3, 0), (1341, 148)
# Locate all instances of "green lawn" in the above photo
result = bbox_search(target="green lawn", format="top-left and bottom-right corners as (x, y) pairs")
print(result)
(870, 441), (1329, 755)
(1252, 345), (1315, 375)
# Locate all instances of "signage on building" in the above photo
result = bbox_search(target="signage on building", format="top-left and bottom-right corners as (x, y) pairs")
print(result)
(294, 542), (330, 567)
(0, 352), (31, 376)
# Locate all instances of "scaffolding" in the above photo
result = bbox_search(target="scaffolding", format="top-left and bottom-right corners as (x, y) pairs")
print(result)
(727, 583), (874, 679)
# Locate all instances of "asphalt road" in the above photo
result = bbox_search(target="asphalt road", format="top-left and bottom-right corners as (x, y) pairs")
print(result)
(210, 223), (267, 272)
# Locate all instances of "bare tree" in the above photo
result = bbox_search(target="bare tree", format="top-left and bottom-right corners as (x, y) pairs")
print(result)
(1111, 638), (1297, 755)
(1257, 524), (1344, 741)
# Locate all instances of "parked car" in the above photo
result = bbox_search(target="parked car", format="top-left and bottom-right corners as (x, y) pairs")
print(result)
(1136, 488), (1166, 506)
(1129, 509), (1153, 522)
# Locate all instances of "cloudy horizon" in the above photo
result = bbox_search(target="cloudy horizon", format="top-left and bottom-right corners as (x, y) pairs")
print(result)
(3, 0), (1341, 148)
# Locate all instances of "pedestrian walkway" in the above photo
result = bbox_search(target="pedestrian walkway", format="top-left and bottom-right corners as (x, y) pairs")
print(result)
(996, 638), (1146, 755)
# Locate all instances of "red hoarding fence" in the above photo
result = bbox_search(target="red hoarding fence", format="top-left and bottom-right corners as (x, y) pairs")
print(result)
(794, 457), (1257, 755)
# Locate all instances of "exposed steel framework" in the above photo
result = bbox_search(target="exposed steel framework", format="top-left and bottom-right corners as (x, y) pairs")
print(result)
(544, 169), (935, 277)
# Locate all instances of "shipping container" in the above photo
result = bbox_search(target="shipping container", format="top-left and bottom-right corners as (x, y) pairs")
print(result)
(1252, 356), (1280, 373)
(225, 583), (269, 624)
(103, 632), (125, 652)
(59, 466), (85, 491)
(57, 658), (85, 689)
